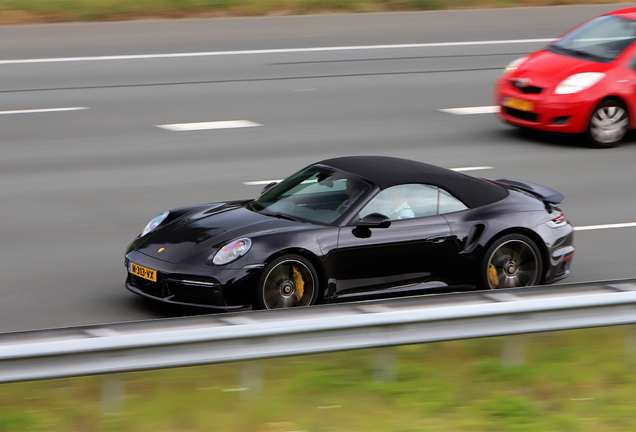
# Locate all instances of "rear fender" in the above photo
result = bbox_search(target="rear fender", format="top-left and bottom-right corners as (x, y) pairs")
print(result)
(480, 227), (549, 285)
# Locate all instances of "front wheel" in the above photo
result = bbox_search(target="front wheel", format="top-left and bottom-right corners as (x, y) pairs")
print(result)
(480, 234), (543, 290)
(255, 255), (319, 310)
(587, 99), (629, 148)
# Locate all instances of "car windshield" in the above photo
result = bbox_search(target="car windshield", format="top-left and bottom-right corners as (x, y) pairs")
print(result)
(249, 166), (372, 225)
(549, 15), (636, 63)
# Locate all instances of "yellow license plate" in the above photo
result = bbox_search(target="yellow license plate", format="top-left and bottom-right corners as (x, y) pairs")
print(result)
(502, 97), (534, 112)
(129, 262), (157, 282)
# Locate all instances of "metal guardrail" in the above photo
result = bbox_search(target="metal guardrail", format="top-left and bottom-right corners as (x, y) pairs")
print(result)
(1, 279), (636, 383)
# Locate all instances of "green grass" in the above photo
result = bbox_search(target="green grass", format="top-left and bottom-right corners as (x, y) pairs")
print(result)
(0, 0), (634, 24)
(2, 325), (636, 431)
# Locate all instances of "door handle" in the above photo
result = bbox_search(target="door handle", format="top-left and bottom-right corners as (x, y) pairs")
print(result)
(426, 235), (446, 244)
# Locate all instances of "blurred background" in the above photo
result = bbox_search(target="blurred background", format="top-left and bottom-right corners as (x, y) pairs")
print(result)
(1, 1), (636, 430)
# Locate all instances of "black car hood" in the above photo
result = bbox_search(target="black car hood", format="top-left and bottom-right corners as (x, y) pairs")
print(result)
(135, 202), (305, 263)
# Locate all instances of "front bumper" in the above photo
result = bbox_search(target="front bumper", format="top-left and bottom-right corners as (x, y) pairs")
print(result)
(125, 251), (258, 309)
(495, 77), (595, 134)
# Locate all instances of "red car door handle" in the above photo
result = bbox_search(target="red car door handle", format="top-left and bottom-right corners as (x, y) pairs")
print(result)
(426, 235), (446, 243)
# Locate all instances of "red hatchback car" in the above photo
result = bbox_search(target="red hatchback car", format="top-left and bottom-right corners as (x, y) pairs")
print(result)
(495, 7), (636, 147)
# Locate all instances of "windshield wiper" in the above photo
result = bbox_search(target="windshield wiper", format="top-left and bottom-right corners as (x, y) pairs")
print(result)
(260, 211), (304, 223)
(551, 45), (607, 62)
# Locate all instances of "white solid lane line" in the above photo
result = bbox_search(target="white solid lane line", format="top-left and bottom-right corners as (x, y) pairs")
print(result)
(574, 222), (636, 231)
(439, 106), (499, 115)
(157, 120), (261, 131)
(0, 107), (89, 115)
(241, 167), (493, 185)
(0, 38), (555, 65)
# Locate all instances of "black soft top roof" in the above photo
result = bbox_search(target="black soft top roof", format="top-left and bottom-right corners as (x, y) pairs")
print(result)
(318, 156), (508, 208)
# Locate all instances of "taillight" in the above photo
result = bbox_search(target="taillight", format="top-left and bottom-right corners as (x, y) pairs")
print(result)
(547, 213), (566, 228)
(552, 214), (564, 223)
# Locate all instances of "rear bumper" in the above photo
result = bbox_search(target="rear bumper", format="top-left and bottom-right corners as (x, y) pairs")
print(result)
(542, 225), (575, 285)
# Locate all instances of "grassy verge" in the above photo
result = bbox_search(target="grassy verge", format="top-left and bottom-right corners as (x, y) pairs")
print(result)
(0, 0), (634, 24)
(1, 325), (636, 431)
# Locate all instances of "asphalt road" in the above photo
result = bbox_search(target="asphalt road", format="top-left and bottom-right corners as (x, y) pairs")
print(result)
(2, 4), (636, 333)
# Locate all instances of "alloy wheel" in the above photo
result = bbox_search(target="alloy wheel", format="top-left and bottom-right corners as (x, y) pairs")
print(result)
(261, 259), (316, 309)
(589, 104), (628, 146)
(487, 239), (539, 289)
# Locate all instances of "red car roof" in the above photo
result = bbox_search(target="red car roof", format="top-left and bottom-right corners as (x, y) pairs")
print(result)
(608, 7), (636, 20)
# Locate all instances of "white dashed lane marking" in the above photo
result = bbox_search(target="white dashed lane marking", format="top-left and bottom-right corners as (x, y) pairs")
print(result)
(0, 107), (89, 115)
(439, 106), (500, 115)
(156, 120), (261, 131)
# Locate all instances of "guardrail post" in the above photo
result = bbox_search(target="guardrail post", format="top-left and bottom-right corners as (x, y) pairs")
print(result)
(625, 324), (636, 362)
(102, 374), (125, 415)
(240, 361), (263, 397)
(374, 347), (397, 383)
(502, 335), (526, 367)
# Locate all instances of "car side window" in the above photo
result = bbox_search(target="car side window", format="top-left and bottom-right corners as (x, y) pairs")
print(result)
(438, 188), (468, 214)
(359, 184), (438, 221)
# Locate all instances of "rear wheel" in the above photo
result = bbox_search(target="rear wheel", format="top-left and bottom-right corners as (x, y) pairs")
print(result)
(255, 255), (319, 310)
(480, 234), (543, 290)
(587, 98), (629, 148)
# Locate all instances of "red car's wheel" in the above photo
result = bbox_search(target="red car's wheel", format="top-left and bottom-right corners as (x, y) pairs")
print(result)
(587, 98), (629, 148)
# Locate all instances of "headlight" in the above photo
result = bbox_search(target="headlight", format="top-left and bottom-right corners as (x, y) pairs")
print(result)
(503, 56), (528, 74)
(554, 72), (605, 94)
(212, 238), (252, 265)
(141, 211), (169, 237)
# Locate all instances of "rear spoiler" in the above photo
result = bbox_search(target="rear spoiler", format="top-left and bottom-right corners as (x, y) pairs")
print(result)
(487, 178), (564, 204)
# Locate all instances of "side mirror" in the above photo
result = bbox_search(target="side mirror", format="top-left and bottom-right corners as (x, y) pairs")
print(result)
(357, 213), (391, 229)
(260, 182), (278, 196)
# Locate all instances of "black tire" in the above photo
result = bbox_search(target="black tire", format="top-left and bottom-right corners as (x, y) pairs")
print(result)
(255, 254), (319, 310)
(587, 98), (629, 148)
(479, 234), (543, 290)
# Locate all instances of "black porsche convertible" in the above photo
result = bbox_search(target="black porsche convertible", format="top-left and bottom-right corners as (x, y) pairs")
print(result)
(125, 156), (574, 310)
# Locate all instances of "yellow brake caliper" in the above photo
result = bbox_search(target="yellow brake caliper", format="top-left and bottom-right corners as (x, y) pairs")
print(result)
(489, 263), (499, 289)
(291, 266), (304, 302)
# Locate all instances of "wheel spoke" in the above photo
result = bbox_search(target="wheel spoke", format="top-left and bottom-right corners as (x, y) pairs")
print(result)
(510, 245), (524, 264)
(280, 296), (294, 308)
(613, 108), (625, 120)
(516, 247), (534, 266)
(516, 269), (536, 286)
(272, 296), (286, 309)
(268, 266), (288, 281)
(263, 289), (281, 308)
